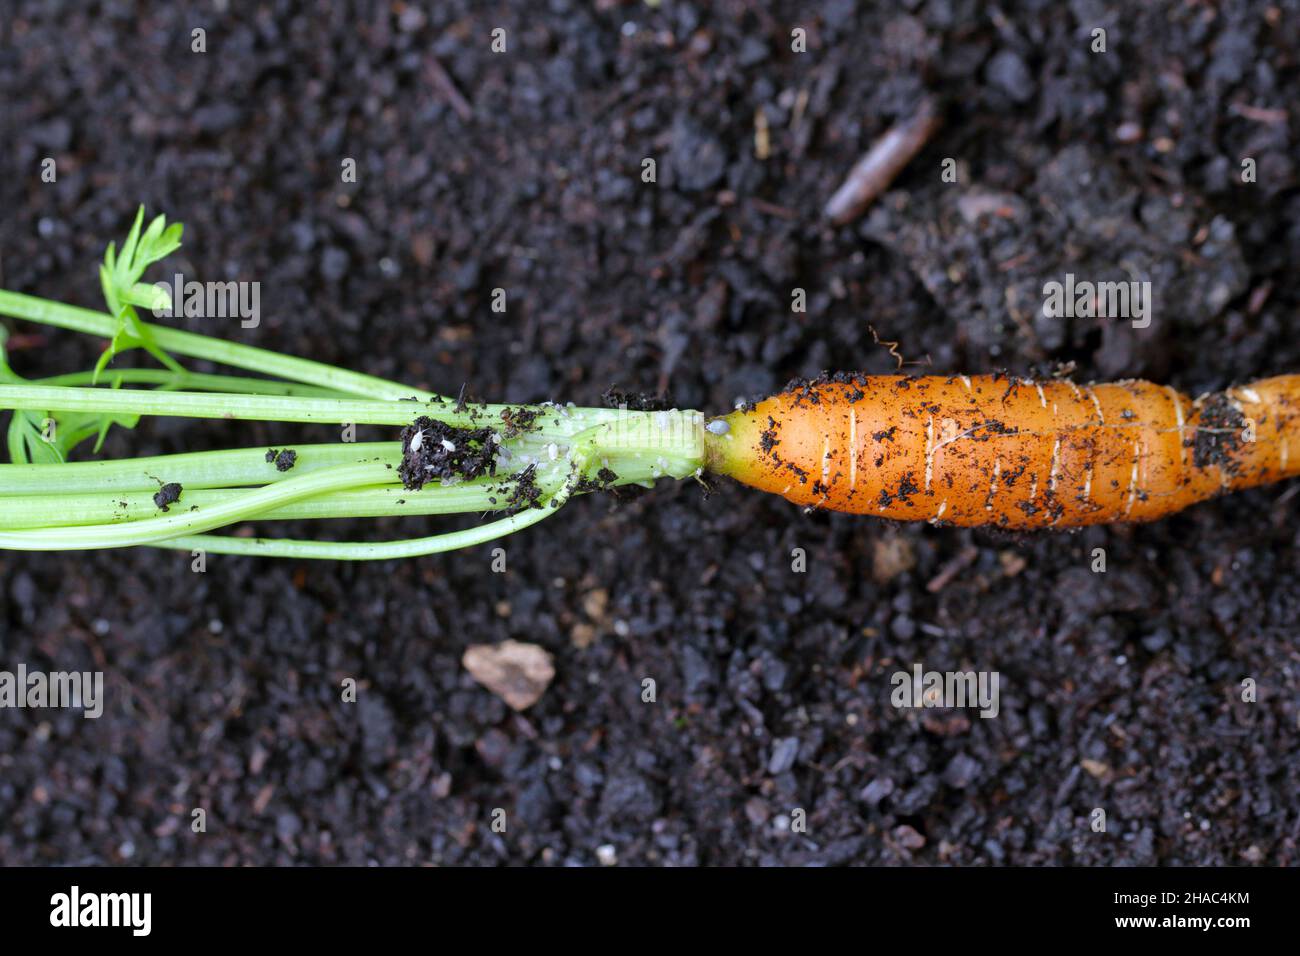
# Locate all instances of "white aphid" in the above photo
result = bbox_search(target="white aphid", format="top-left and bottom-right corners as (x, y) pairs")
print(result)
(546, 442), (559, 461)
(706, 419), (730, 435)
(408, 429), (424, 453)
(441, 439), (456, 453)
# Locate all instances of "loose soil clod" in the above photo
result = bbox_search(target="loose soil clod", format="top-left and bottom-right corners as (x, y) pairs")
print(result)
(1191, 391), (1248, 474)
(152, 482), (182, 512)
(602, 386), (670, 412)
(503, 464), (543, 514)
(397, 416), (497, 491)
(498, 406), (541, 439)
(264, 448), (297, 472)
(574, 466), (619, 496)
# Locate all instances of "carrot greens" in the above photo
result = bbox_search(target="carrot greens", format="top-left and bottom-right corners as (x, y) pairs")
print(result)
(0, 209), (706, 559)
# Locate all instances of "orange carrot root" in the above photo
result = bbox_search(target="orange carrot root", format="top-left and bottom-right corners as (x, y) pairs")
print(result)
(705, 373), (1300, 529)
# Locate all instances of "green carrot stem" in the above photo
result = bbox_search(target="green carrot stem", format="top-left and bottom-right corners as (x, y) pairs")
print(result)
(0, 460), (392, 550)
(0, 288), (438, 401)
(152, 480), (578, 561)
(0, 383), (665, 454)
(36, 367), (348, 398)
(0, 481), (512, 527)
(0, 405), (703, 494)
(0, 382), (440, 425)
(0, 442), (399, 494)
(153, 504), (562, 560)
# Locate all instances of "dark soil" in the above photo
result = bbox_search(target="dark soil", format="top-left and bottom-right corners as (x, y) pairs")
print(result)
(264, 448), (298, 472)
(1192, 391), (1250, 473)
(503, 465), (544, 516)
(497, 405), (541, 440)
(1, 2), (1298, 865)
(151, 482), (182, 513)
(397, 416), (497, 491)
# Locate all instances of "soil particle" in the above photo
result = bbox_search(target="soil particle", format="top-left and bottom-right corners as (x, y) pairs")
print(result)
(462, 640), (556, 712)
(503, 465), (543, 514)
(498, 406), (541, 440)
(668, 116), (728, 192)
(574, 467), (619, 496)
(398, 417), (497, 491)
(860, 777), (896, 807)
(602, 387), (670, 412)
(152, 482), (182, 512)
(768, 737), (800, 775)
(1192, 391), (1248, 473)
(895, 472), (921, 503)
(265, 448), (297, 472)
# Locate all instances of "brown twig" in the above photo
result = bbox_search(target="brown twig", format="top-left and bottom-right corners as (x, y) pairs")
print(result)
(926, 546), (978, 593)
(824, 96), (942, 225)
(426, 56), (473, 122)
(1229, 102), (1288, 125)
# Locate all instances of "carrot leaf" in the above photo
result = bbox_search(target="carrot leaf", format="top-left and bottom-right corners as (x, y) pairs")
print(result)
(94, 205), (186, 383)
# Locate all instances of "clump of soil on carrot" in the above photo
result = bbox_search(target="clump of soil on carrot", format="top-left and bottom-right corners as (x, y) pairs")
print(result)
(398, 417), (497, 491)
(265, 448), (297, 472)
(574, 466), (619, 495)
(503, 464), (543, 514)
(152, 482), (182, 512)
(498, 406), (541, 440)
(781, 370), (873, 405)
(1192, 392), (1248, 474)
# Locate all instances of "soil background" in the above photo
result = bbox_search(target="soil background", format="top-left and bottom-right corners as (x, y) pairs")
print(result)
(1, 1), (1298, 865)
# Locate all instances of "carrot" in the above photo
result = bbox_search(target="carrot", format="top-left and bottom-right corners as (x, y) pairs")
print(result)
(8, 210), (1300, 553)
(704, 373), (1300, 529)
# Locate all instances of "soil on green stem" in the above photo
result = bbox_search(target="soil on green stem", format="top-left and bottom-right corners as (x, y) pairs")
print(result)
(503, 465), (544, 515)
(574, 467), (620, 497)
(151, 482), (182, 513)
(265, 448), (298, 472)
(2, 0), (1299, 866)
(398, 417), (498, 491)
(498, 406), (542, 440)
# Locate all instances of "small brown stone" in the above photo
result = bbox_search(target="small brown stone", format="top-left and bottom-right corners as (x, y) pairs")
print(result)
(462, 640), (556, 711)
